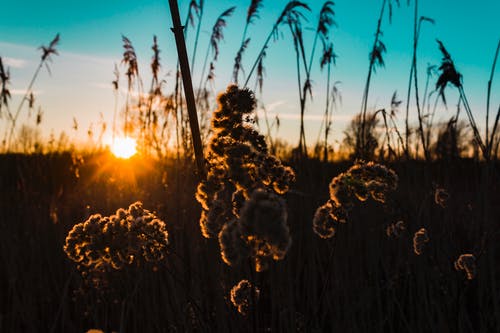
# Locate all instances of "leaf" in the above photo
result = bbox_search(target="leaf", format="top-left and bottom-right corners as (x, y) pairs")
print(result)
(420, 16), (435, 25)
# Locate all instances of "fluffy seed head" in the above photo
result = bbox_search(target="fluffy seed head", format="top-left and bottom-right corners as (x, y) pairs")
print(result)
(64, 202), (169, 282)
(230, 279), (260, 315)
(312, 202), (337, 239)
(434, 187), (449, 208)
(386, 220), (406, 239)
(413, 228), (430, 255)
(454, 254), (476, 280)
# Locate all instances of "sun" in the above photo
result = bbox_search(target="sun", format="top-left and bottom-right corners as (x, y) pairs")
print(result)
(111, 137), (137, 159)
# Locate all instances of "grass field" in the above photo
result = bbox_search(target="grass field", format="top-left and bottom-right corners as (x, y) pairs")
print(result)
(1, 150), (499, 332)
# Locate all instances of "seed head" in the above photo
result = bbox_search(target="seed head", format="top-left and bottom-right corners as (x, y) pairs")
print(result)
(386, 220), (406, 239)
(454, 254), (476, 280)
(312, 202), (337, 239)
(434, 187), (449, 208)
(413, 228), (429, 255)
(239, 189), (291, 271)
(230, 279), (260, 315)
(64, 202), (169, 283)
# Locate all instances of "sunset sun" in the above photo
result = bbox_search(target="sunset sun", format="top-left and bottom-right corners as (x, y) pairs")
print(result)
(111, 137), (137, 159)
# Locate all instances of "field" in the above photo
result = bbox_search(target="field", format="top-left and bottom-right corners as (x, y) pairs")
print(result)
(1, 151), (499, 332)
(1, 0), (500, 331)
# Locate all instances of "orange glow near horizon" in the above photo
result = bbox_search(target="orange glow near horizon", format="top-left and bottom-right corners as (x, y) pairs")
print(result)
(111, 137), (137, 159)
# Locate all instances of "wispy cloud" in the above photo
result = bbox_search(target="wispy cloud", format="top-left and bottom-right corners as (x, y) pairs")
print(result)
(256, 110), (352, 122)
(264, 100), (287, 112)
(3, 57), (27, 68)
(89, 82), (113, 90)
(257, 100), (352, 122)
(10, 89), (43, 96)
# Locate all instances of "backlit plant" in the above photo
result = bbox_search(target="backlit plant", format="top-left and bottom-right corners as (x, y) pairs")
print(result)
(313, 161), (398, 239)
(196, 85), (295, 271)
(64, 201), (169, 284)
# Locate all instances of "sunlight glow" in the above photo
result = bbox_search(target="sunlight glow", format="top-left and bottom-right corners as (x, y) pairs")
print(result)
(111, 137), (137, 159)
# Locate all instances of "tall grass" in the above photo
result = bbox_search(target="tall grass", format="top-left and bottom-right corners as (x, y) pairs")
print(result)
(1, 2), (500, 332)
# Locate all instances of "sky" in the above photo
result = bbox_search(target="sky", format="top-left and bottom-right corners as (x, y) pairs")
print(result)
(0, 0), (499, 150)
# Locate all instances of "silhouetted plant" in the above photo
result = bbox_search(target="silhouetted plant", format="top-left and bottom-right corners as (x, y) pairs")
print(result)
(344, 112), (381, 160)
(196, 85), (294, 272)
(432, 118), (470, 160)
(121, 35), (140, 137)
(0, 57), (11, 117)
(5, 34), (60, 150)
(386, 220), (406, 239)
(359, 0), (401, 159)
(454, 254), (476, 280)
(196, 6), (236, 102)
(230, 279), (260, 315)
(313, 161), (398, 239)
(232, 0), (264, 84)
(404, 3), (435, 160)
(64, 202), (169, 286)
(187, 0), (203, 72)
(413, 227), (429, 255)
(244, 1), (310, 88)
(486, 40), (500, 159)
(435, 40), (487, 159)
(295, 1), (336, 156)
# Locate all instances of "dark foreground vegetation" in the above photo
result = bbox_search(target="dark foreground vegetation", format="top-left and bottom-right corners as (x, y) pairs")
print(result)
(1, 151), (499, 332)
(1, 0), (499, 331)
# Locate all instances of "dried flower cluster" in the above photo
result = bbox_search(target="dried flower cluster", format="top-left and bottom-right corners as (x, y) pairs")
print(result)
(230, 279), (260, 315)
(454, 253), (476, 280)
(220, 189), (291, 271)
(196, 85), (294, 271)
(313, 161), (398, 239)
(386, 220), (406, 239)
(413, 228), (430, 255)
(64, 202), (169, 275)
(434, 187), (449, 208)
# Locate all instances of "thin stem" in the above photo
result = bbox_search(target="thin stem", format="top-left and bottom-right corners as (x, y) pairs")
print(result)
(360, 0), (386, 157)
(323, 61), (331, 162)
(169, 0), (206, 177)
(486, 40), (500, 155)
(7, 61), (43, 149)
(190, 0), (205, 74)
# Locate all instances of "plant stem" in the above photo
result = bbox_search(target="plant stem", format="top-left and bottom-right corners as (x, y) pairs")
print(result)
(7, 61), (44, 150)
(486, 40), (500, 156)
(168, 0), (206, 178)
(360, 0), (386, 158)
(190, 0), (205, 74)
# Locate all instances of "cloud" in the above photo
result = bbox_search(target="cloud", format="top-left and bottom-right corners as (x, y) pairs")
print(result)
(89, 82), (113, 90)
(256, 109), (353, 122)
(10, 89), (43, 96)
(264, 100), (287, 112)
(3, 57), (27, 68)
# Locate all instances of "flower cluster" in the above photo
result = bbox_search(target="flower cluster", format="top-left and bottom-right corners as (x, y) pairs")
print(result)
(196, 85), (294, 271)
(434, 187), (449, 208)
(386, 220), (406, 239)
(64, 202), (169, 274)
(413, 228), (429, 255)
(230, 279), (260, 315)
(219, 189), (291, 272)
(313, 161), (398, 239)
(454, 253), (476, 280)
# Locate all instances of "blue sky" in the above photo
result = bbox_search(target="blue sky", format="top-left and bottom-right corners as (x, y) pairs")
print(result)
(0, 0), (499, 149)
